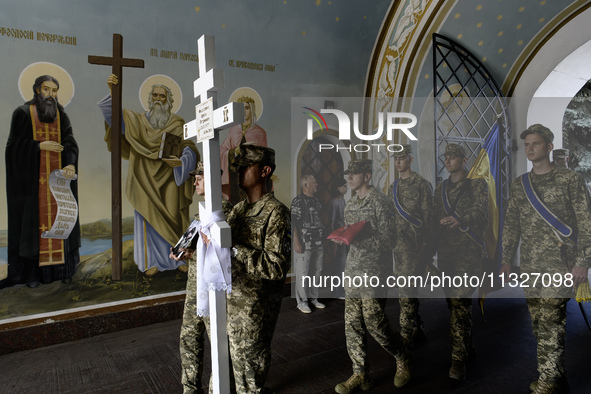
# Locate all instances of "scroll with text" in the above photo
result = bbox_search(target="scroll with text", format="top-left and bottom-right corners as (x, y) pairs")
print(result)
(41, 169), (79, 241)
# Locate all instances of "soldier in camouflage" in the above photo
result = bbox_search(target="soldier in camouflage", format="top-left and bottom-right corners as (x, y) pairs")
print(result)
(500, 124), (591, 394)
(332, 159), (411, 393)
(431, 143), (488, 380)
(174, 162), (233, 394)
(387, 145), (432, 346)
(225, 145), (291, 393)
(551, 148), (569, 169)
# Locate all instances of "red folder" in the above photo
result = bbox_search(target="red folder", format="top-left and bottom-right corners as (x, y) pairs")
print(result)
(327, 221), (366, 246)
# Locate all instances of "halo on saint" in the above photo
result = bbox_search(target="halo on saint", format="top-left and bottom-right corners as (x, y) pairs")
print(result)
(139, 74), (183, 113)
(19, 62), (75, 107)
(229, 86), (263, 122)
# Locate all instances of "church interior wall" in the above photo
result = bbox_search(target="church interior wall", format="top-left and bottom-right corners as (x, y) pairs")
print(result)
(0, 0), (392, 335)
(1, 0), (590, 351)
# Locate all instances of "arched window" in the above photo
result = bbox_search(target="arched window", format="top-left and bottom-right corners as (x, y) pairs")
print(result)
(433, 33), (511, 208)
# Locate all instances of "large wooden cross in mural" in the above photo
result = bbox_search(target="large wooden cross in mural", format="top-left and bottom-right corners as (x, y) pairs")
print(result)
(184, 34), (244, 394)
(88, 34), (144, 281)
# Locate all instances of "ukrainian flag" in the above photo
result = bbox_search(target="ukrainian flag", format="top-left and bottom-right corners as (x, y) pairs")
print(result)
(468, 124), (503, 316)
(467, 123), (502, 261)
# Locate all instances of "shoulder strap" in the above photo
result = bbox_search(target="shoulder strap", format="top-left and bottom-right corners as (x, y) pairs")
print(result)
(442, 178), (484, 248)
(450, 178), (471, 213)
(441, 178), (470, 216)
(520, 173), (577, 246)
(393, 178), (423, 228)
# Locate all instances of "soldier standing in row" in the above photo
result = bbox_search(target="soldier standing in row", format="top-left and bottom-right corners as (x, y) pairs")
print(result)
(431, 144), (488, 380)
(387, 145), (432, 347)
(226, 145), (291, 393)
(333, 159), (411, 393)
(553, 148), (591, 196)
(500, 125), (591, 394)
(173, 162), (233, 394)
(551, 148), (570, 169)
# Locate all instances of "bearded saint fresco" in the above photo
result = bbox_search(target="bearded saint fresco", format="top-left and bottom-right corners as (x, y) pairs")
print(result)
(98, 74), (199, 276)
(3, 75), (81, 289)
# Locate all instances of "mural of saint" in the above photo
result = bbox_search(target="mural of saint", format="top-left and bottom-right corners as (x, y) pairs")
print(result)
(3, 69), (80, 289)
(98, 74), (199, 276)
(220, 87), (267, 203)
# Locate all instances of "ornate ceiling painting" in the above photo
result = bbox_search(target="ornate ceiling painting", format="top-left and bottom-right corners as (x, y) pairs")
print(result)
(365, 0), (591, 188)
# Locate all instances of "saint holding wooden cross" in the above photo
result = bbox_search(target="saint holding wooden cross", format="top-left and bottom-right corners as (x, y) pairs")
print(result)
(90, 34), (199, 279)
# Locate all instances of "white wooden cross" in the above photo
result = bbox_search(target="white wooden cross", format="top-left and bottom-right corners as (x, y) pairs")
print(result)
(184, 34), (244, 394)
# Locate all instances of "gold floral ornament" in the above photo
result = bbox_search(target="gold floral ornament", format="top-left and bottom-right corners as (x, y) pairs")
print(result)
(229, 86), (264, 122)
(236, 95), (255, 104)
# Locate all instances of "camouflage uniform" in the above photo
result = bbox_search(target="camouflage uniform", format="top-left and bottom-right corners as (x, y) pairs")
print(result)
(431, 145), (488, 363)
(342, 160), (405, 376)
(551, 148), (569, 164)
(226, 191), (291, 393)
(216, 144), (291, 393)
(180, 199), (233, 394)
(388, 167), (432, 341)
(553, 148), (591, 197)
(502, 160), (591, 385)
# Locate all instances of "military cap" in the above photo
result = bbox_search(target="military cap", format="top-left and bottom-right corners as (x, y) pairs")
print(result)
(344, 159), (373, 174)
(233, 144), (275, 168)
(190, 161), (225, 176)
(189, 161), (204, 176)
(441, 143), (467, 158)
(392, 144), (412, 158)
(552, 149), (569, 159)
(520, 124), (554, 143)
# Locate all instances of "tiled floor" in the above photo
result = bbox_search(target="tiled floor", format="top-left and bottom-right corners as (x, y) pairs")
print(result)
(2, 296), (591, 393)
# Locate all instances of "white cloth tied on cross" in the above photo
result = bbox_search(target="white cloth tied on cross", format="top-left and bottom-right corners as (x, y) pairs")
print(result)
(196, 209), (232, 317)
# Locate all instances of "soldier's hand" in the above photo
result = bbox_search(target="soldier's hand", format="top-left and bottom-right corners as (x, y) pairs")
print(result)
(169, 247), (194, 261)
(107, 74), (118, 95)
(499, 264), (512, 282)
(61, 165), (76, 179)
(162, 156), (182, 167)
(571, 265), (588, 289)
(180, 248), (195, 261)
(440, 215), (460, 229)
(200, 231), (210, 245)
(169, 247), (180, 261)
(40, 141), (63, 152)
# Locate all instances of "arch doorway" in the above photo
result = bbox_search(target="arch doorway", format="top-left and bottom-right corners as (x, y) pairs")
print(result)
(527, 38), (591, 174)
(295, 134), (352, 296)
(300, 136), (346, 208)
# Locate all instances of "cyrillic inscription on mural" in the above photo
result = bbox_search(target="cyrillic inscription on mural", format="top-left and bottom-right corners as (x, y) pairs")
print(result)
(149, 48), (199, 62)
(228, 59), (276, 72)
(41, 170), (79, 240)
(1, 26), (76, 45)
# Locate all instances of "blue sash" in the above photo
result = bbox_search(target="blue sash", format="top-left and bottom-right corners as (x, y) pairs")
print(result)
(441, 179), (484, 248)
(392, 179), (423, 228)
(520, 173), (577, 246)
